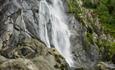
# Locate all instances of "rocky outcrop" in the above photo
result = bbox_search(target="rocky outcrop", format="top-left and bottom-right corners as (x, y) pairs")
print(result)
(67, 0), (115, 70)
(67, 1), (99, 70)
(0, 0), (114, 70)
(0, 38), (68, 70)
(96, 62), (115, 70)
(0, 0), (69, 70)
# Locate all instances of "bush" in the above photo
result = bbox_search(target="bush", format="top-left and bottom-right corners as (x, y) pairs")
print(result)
(82, 0), (99, 8)
(95, 0), (115, 38)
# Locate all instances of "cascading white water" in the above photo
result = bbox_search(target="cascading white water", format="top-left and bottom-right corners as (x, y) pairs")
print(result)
(39, 0), (74, 66)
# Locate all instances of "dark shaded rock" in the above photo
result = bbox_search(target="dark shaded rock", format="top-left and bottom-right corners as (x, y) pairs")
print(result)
(70, 67), (84, 70)
(46, 0), (53, 4)
(112, 54), (115, 64)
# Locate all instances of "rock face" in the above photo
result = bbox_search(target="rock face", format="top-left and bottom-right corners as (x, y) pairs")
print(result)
(0, 37), (68, 70)
(67, 0), (115, 70)
(96, 62), (115, 70)
(0, 0), (69, 70)
(68, 14), (99, 70)
(0, 0), (115, 70)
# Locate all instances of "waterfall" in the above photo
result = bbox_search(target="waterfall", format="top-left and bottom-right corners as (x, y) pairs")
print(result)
(38, 0), (74, 66)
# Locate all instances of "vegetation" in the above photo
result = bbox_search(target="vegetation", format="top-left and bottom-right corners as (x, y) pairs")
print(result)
(83, 0), (115, 38)
(67, 0), (81, 20)
(95, 39), (115, 61)
(67, 0), (115, 37)
(86, 32), (94, 44)
(83, 0), (115, 61)
(67, 0), (115, 62)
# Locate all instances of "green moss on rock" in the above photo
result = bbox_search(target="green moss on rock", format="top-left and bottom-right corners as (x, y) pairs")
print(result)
(67, 0), (115, 62)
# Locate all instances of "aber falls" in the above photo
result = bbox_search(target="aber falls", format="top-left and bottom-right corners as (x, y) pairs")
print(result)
(38, 0), (73, 66)
(0, 0), (115, 70)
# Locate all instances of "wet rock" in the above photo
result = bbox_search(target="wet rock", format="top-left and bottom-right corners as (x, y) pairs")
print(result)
(0, 0), (69, 69)
(96, 62), (115, 70)
(70, 67), (84, 70)
(46, 0), (53, 4)
(112, 54), (115, 64)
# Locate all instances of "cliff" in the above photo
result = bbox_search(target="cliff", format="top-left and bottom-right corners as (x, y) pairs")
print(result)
(0, 0), (115, 70)
(67, 0), (115, 70)
(0, 0), (69, 70)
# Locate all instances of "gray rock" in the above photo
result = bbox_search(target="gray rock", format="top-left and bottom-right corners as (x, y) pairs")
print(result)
(96, 62), (115, 70)
(0, 37), (68, 70)
(0, 0), (69, 70)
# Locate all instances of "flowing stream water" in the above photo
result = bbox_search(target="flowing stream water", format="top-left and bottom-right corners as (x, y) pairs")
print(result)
(38, 0), (74, 66)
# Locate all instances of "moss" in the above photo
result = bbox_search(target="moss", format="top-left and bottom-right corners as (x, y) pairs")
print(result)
(95, 39), (115, 61)
(109, 42), (115, 56)
(67, 0), (115, 62)
(86, 32), (94, 44)
(67, 0), (83, 23)
(67, 0), (80, 13)
(94, 0), (115, 38)
(82, 0), (98, 9)
(82, 32), (94, 52)
(67, 0), (115, 38)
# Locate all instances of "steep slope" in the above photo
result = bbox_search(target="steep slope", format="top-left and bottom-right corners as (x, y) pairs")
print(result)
(0, 0), (69, 70)
(67, 0), (115, 70)
(0, 0), (115, 70)
(0, 38), (69, 70)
